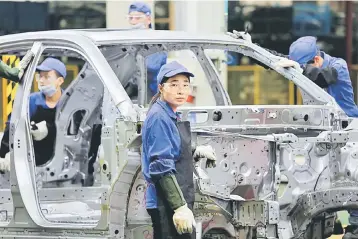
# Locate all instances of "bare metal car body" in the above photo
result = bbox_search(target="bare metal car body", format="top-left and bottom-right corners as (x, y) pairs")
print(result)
(0, 29), (354, 239)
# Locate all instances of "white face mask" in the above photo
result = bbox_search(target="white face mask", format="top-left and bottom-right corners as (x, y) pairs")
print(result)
(130, 22), (146, 29)
(38, 82), (57, 97)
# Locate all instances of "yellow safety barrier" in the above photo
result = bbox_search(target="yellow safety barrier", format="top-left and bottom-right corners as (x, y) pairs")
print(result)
(1, 55), (19, 130)
(288, 81), (303, 105)
(228, 65), (303, 105)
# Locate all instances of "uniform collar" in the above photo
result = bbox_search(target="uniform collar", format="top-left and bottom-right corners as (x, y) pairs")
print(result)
(157, 99), (180, 120)
(320, 51), (330, 69)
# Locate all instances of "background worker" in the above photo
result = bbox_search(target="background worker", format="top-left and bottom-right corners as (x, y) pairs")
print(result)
(141, 61), (216, 238)
(0, 57), (66, 171)
(127, 1), (167, 100)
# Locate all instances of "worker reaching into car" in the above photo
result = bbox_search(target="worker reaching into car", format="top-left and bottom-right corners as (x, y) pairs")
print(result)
(141, 61), (216, 238)
(229, 30), (358, 238)
(0, 57), (66, 171)
(288, 36), (358, 118)
(288, 36), (358, 239)
(127, 1), (167, 100)
(229, 31), (358, 118)
(0, 50), (34, 82)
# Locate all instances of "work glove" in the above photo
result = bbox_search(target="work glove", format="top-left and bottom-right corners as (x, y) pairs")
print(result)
(17, 50), (35, 79)
(0, 153), (10, 173)
(30, 121), (48, 141)
(274, 57), (303, 73)
(155, 173), (194, 234)
(193, 145), (216, 168)
(227, 30), (252, 43)
(173, 203), (196, 235)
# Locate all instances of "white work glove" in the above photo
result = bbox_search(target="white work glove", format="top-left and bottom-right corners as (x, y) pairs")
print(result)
(173, 204), (196, 235)
(30, 121), (48, 141)
(227, 30), (252, 43)
(274, 57), (303, 73)
(193, 145), (216, 168)
(0, 153), (10, 173)
(17, 50), (34, 79)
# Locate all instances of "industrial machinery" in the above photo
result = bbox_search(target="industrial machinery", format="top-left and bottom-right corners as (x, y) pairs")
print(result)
(0, 29), (353, 238)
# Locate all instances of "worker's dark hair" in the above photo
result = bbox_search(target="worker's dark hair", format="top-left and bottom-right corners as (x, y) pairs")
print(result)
(148, 76), (169, 110)
(148, 92), (161, 110)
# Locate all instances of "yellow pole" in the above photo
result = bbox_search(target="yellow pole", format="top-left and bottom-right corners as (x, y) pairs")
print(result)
(288, 81), (294, 105)
(297, 87), (303, 105)
(253, 66), (260, 105)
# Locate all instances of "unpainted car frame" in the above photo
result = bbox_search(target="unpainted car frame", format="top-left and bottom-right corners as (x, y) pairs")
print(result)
(0, 29), (354, 239)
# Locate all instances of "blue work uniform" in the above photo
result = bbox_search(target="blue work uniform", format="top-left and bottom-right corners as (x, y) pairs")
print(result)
(142, 99), (195, 238)
(289, 36), (358, 117)
(146, 52), (167, 96)
(142, 99), (181, 209)
(0, 92), (58, 166)
(320, 52), (358, 117)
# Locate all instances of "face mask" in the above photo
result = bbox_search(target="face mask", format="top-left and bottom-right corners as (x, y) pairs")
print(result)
(131, 22), (146, 29)
(38, 82), (57, 97)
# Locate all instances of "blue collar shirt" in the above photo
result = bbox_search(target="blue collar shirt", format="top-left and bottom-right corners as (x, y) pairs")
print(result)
(141, 99), (181, 209)
(321, 52), (358, 117)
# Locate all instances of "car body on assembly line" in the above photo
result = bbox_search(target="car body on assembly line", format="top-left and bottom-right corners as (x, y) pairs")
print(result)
(0, 29), (354, 239)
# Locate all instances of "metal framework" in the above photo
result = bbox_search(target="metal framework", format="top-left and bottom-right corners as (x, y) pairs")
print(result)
(0, 29), (353, 239)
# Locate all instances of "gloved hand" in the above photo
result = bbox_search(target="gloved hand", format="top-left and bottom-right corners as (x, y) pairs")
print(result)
(30, 121), (48, 141)
(274, 57), (303, 73)
(227, 30), (252, 43)
(193, 145), (216, 168)
(173, 203), (196, 235)
(17, 50), (34, 79)
(0, 153), (10, 173)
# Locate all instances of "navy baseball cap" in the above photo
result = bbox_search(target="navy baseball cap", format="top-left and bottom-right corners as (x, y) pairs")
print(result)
(289, 36), (320, 65)
(36, 57), (67, 78)
(128, 2), (151, 15)
(157, 61), (194, 85)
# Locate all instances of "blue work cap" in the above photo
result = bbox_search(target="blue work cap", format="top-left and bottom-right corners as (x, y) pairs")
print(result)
(157, 61), (194, 85)
(128, 1), (151, 15)
(36, 57), (67, 78)
(289, 36), (320, 65)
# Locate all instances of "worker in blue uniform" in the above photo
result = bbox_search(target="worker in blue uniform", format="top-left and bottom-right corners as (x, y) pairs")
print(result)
(289, 36), (358, 118)
(228, 31), (346, 110)
(142, 61), (216, 238)
(127, 1), (167, 100)
(0, 57), (66, 171)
